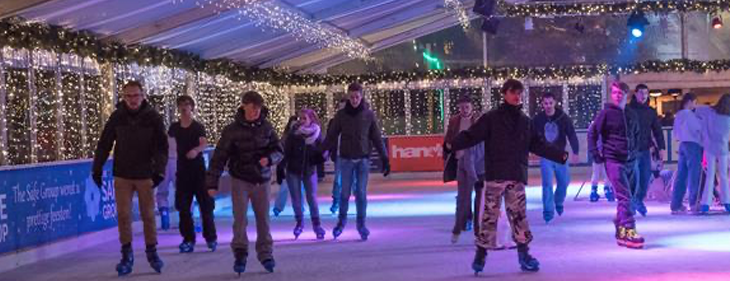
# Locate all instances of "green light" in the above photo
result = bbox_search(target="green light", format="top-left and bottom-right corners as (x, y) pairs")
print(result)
(422, 52), (443, 70)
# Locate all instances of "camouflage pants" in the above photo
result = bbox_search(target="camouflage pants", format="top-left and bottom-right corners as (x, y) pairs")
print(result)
(475, 180), (533, 249)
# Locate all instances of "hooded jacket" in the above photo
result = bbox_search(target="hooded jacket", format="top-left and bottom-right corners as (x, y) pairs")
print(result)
(532, 108), (580, 155)
(206, 107), (283, 188)
(695, 106), (730, 156)
(588, 103), (640, 163)
(672, 108), (703, 145)
(322, 101), (388, 161)
(92, 100), (168, 180)
(450, 103), (568, 184)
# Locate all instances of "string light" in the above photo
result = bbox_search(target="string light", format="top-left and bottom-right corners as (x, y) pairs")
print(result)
(498, 0), (730, 17)
(178, 0), (371, 60)
(445, 0), (471, 30)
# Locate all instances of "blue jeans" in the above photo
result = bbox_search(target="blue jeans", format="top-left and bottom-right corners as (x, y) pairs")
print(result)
(338, 157), (370, 221)
(540, 158), (570, 216)
(331, 159), (342, 206)
(671, 142), (703, 211)
(632, 150), (652, 203)
(273, 180), (303, 213)
(286, 172), (320, 221)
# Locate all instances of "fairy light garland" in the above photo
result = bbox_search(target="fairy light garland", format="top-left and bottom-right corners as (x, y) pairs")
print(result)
(179, 0), (371, 60)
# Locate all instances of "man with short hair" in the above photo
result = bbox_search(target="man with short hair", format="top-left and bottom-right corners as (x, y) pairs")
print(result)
(588, 81), (644, 249)
(444, 95), (484, 243)
(170, 95), (217, 253)
(448, 79), (568, 274)
(322, 83), (390, 241)
(206, 91), (283, 275)
(92, 80), (168, 276)
(532, 92), (580, 223)
(628, 84), (665, 216)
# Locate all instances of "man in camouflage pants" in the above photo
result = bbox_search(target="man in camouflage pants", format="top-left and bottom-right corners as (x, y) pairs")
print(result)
(449, 79), (567, 274)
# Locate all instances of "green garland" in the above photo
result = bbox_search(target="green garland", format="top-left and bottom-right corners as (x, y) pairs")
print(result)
(499, 0), (730, 17)
(284, 59), (730, 86)
(0, 17), (284, 83)
(3, 17), (730, 87)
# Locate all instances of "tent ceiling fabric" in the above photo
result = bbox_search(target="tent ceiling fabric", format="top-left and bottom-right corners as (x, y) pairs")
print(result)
(5, 0), (479, 72)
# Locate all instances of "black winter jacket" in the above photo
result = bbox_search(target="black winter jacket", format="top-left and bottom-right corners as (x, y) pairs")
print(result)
(282, 125), (326, 177)
(588, 103), (640, 163)
(92, 100), (168, 180)
(206, 107), (283, 188)
(532, 108), (580, 155)
(450, 103), (568, 184)
(628, 98), (666, 151)
(322, 101), (388, 161)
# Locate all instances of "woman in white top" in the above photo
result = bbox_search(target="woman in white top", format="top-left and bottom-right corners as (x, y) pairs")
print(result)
(695, 94), (730, 214)
(670, 93), (704, 214)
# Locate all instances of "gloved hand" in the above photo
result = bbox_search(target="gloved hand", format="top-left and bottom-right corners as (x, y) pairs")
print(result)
(152, 173), (165, 188)
(382, 158), (391, 177)
(92, 173), (103, 188)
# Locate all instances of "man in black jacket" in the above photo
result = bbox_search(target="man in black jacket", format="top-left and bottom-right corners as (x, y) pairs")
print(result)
(532, 92), (580, 223)
(448, 79), (568, 274)
(588, 81), (644, 249)
(206, 91), (283, 275)
(92, 81), (168, 276)
(321, 83), (390, 241)
(627, 84), (665, 216)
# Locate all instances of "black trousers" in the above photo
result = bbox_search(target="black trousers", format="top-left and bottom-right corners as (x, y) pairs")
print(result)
(175, 165), (217, 243)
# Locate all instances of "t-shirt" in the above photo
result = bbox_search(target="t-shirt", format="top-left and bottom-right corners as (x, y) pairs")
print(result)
(168, 120), (206, 169)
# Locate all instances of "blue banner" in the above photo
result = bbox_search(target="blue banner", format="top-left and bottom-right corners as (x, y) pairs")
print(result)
(0, 160), (119, 255)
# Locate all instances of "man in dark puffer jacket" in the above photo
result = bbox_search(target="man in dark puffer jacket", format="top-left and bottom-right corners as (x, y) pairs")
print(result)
(206, 91), (283, 274)
(449, 79), (568, 274)
(92, 80), (168, 276)
(588, 81), (644, 250)
(321, 82), (390, 241)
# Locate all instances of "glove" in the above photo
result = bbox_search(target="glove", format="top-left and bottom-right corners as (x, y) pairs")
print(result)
(381, 158), (391, 177)
(92, 173), (103, 188)
(152, 173), (165, 188)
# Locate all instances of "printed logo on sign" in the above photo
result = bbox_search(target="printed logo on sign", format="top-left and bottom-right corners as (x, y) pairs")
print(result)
(84, 176), (101, 222)
(392, 144), (443, 159)
(0, 193), (9, 244)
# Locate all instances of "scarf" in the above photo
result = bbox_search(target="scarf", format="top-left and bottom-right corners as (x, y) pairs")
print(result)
(295, 123), (321, 145)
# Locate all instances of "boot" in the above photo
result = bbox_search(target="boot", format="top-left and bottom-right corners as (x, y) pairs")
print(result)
(332, 218), (346, 239)
(604, 186), (616, 202)
(233, 249), (247, 276)
(589, 185), (600, 202)
(312, 217), (326, 240)
(616, 226), (645, 249)
(471, 246), (487, 275)
(261, 258), (276, 273)
(179, 241), (195, 253)
(145, 245), (164, 274)
(356, 217), (370, 241)
(115, 244), (134, 276)
(159, 207), (170, 231)
(293, 219), (304, 239)
(517, 244), (540, 272)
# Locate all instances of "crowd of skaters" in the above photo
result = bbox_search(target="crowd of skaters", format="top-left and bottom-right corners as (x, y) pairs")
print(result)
(90, 78), (730, 277)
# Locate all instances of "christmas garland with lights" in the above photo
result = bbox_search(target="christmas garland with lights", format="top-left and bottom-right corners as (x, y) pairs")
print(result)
(499, 0), (730, 17)
(0, 17), (283, 82)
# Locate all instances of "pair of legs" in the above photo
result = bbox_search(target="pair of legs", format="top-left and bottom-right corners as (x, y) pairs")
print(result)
(114, 177), (164, 274)
(176, 167), (217, 245)
(700, 152), (730, 211)
(454, 158), (478, 235)
(336, 157), (370, 237)
(631, 150), (652, 215)
(230, 178), (274, 263)
(670, 142), (703, 212)
(605, 160), (644, 248)
(273, 180), (304, 215)
(540, 158), (570, 222)
(286, 172), (322, 228)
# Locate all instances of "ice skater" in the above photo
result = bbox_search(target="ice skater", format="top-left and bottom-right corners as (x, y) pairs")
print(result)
(588, 81), (644, 249)
(206, 91), (283, 275)
(168, 95), (218, 253)
(448, 79), (568, 274)
(92, 80), (168, 276)
(695, 93), (730, 214)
